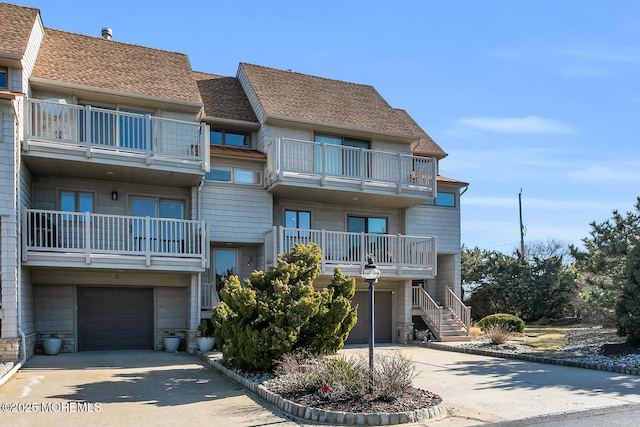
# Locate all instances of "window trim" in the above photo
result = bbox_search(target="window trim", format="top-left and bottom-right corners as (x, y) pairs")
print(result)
(210, 129), (251, 147)
(0, 67), (7, 89)
(423, 191), (456, 207)
(205, 166), (261, 185)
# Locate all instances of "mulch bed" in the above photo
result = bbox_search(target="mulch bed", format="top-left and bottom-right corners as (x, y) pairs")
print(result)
(279, 387), (442, 413)
(600, 343), (640, 356)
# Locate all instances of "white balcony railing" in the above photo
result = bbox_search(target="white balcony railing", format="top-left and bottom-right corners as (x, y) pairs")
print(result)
(22, 209), (207, 268)
(25, 99), (207, 168)
(266, 137), (435, 195)
(265, 226), (436, 276)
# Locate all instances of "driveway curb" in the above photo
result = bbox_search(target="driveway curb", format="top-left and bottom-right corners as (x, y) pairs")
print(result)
(197, 352), (447, 426)
(418, 341), (640, 376)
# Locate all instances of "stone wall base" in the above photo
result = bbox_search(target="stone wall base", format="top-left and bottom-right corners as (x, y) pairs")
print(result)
(396, 323), (414, 344)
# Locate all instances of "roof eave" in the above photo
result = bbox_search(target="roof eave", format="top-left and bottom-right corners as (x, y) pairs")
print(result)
(265, 113), (420, 142)
(0, 51), (24, 68)
(202, 115), (260, 130)
(29, 76), (204, 109)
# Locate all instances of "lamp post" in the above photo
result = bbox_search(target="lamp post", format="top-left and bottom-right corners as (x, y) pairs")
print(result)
(361, 256), (381, 394)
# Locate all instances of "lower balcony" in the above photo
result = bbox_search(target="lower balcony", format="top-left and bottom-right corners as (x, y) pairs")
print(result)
(265, 226), (436, 279)
(22, 209), (207, 272)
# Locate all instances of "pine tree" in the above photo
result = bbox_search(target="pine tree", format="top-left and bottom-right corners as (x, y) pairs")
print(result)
(615, 239), (640, 347)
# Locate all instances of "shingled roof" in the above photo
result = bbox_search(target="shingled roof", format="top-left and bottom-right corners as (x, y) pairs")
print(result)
(193, 71), (258, 123)
(0, 2), (39, 58)
(32, 29), (202, 105)
(239, 62), (446, 157)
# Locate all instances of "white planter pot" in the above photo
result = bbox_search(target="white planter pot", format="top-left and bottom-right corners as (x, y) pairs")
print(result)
(197, 337), (215, 352)
(43, 337), (62, 355)
(164, 336), (180, 352)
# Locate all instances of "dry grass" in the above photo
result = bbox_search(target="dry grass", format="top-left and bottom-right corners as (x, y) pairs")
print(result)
(484, 324), (512, 344)
(469, 326), (482, 339)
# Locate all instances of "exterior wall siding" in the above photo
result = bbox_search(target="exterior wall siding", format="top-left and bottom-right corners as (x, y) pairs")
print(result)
(30, 177), (191, 214)
(274, 198), (403, 234)
(202, 183), (272, 244)
(405, 204), (461, 254)
(237, 66), (267, 124)
(21, 16), (45, 95)
(33, 285), (75, 334)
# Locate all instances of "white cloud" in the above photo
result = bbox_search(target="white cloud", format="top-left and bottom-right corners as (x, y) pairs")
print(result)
(458, 116), (575, 134)
(559, 47), (640, 64)
(462, 196), (601, 211)
(567, 164), (640, 183)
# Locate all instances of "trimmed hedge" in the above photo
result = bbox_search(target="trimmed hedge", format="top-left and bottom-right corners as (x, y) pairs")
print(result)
(477, 313), (525, 333)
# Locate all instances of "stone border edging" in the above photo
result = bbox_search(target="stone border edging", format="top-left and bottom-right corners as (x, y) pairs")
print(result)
(419, 342), (640, 376)
(198, 352), (447, 426)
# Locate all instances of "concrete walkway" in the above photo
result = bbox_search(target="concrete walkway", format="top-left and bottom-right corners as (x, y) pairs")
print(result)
(1, 346), (640, 426)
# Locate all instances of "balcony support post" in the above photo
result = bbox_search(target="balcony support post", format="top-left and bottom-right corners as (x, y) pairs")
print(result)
(145, 216), (151, 267)
(146, 114), (153, 164)
(84, 211), (91, 264)
(84, 105), (91, 158)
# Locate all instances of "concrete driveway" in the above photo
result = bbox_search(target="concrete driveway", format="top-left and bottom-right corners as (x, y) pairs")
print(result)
(2, 346), (640, 427)
(0, 350), (298, 427)
(341, 345), (640, 426)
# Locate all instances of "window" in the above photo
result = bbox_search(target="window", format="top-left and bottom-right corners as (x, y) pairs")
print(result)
(79, 104), (152, 149)
(423, 192), (456, 207)
(214, 249), (236, 292)
(347, 215), (388, 261)
(205, 167), (260, 184)
(60, 191), (93, 220)
(314, 134), (370, 177)
(0, 67), (7, 89)
(210, 130), (250, 147)
(206, 167), (232, 182)
(285, 210), (311, 237)
(131, 197), (185, 252)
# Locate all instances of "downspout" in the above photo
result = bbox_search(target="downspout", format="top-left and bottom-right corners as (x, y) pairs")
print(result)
(460, 184), (469, 196)
(0, 98), (26, 387)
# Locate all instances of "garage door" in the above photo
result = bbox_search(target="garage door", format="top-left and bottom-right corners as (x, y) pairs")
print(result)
(346, 290), (393, 344)
(78, 287), (153, 351)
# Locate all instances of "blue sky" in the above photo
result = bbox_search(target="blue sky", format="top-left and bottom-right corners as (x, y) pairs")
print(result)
(15, 0), (640, 252)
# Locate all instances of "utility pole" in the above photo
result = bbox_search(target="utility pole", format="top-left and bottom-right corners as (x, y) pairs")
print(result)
(519, 189), (525, 259)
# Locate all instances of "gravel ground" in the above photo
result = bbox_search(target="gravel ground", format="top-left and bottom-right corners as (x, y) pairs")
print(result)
(458, 325), (640, 369)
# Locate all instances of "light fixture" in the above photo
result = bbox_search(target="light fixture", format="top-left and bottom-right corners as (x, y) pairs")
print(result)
(361, 257), (381, 284)
(361, 256), (381, 394)
(111, 191), (118, 201)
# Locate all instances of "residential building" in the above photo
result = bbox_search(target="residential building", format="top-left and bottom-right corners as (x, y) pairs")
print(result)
(0, 2), (469, 362)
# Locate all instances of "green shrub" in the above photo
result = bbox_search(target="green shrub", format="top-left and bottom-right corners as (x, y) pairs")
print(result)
(616, 241), (640, 347)
(477, 313), (525, 333)
(211, 243), (357, 371)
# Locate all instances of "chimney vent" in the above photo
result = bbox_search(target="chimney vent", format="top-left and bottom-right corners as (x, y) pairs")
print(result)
(101, 28), (112, 40)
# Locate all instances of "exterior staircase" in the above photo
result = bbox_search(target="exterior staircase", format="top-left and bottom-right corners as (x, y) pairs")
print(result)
(412, 286), (472, 342)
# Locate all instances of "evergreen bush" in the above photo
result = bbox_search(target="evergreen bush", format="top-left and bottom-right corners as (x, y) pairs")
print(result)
(477, 313), (525, 333)
(211, 243), (357, 371)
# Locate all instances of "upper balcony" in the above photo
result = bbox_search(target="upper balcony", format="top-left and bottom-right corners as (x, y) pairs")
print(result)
(22, 209), (207, 272)
(265, 138), (436, 207)
(264, 226), (436, 279)
(23, 99), (209, 186)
